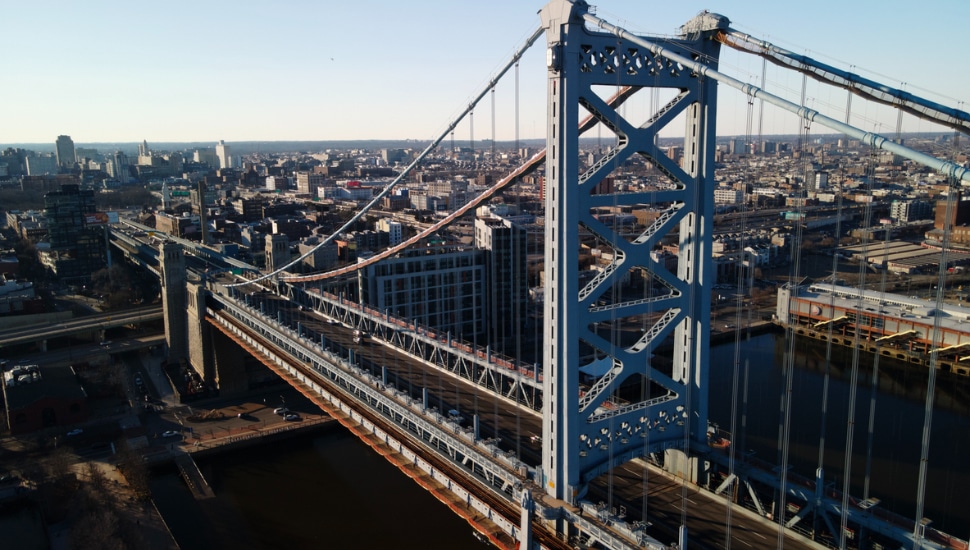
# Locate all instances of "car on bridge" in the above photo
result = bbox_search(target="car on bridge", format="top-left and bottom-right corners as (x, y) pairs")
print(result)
(161, 430), (180, 438)
(284, 413), (301, 421)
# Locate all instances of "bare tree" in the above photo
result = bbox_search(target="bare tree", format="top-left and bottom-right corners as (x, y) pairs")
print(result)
(42, 447), (75, 482)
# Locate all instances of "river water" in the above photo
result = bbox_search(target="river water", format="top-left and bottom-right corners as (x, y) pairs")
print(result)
(707, 332), (970, 537)
(152, 332), (970, 545)
(150, 428), (480, 549)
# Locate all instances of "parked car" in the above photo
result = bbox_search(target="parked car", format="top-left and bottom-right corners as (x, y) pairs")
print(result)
(274, 407), (289, 415)
(161, 430), (180, 437)
(66, 428), (84, 437)
(284, 413), (301, 422)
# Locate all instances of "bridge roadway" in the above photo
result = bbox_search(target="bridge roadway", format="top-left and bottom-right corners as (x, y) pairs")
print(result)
(209, 301), (568, 550)
(232, 289), (818, 549)
(0, 306), (163, 348)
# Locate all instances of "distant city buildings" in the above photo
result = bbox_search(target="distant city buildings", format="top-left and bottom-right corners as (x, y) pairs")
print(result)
(376, 218), (403, 246)
(216, 140), (231, 170)
(890, 199), (933, 223)
(295, 171), (326, 195)
(55, 135), (76, 169)
(26, 154), (58, 176)
(108, 151), (130, 182)
(193, 148), (220, 168)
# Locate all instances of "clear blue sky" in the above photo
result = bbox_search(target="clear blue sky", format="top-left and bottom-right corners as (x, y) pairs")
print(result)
(2, 0), (966, 145)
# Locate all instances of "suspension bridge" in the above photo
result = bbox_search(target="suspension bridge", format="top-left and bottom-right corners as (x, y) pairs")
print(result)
(106, 1), (969, 548)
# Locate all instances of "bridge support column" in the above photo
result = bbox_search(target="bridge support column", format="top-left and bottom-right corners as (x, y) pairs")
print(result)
(422, 387), (429, 412)
(187, 280), (217, 390)
(518, 489), (534, 550)
(40, 339), (47, 352)
(160, 241), (188, 364)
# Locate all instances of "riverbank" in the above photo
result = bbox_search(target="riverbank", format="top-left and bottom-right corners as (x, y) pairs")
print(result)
(783, 320), (970, 376)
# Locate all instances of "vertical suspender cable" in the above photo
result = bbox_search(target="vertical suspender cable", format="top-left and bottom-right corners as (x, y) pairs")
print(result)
(815, 84), (855, 534)
(724, 80), (757, 548)
(861, 94), (907, 502)
(776, 72), (810, 547)
(840, 137), (877, 549)
(514, 62), (520, 154)
(491, 88), (496, 158)
(863, 195), (891, 502)
(912, 152), (956, 548)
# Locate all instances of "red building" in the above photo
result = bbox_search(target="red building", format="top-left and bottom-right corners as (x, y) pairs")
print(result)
(2, 364), (89, 435)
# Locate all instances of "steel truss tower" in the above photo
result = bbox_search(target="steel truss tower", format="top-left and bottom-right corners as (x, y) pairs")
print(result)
(540, 0), (727, 503)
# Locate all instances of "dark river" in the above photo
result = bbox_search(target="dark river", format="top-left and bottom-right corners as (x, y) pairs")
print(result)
(152, 332), (970, 544)
(708, 332), (970, 537)
(150, 428), (481, 549)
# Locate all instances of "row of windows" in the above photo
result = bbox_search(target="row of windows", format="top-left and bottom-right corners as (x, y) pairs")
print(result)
(374, 255), (483, 276)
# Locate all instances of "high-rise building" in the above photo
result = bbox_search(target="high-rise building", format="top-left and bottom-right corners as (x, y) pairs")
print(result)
(811, 171), (829, 191)
(166, 152), (184, 174)
(359, 244), (485, 338)
(475, 217), (528, 351)
(108, 151), (130, 181)
(193, 148), (220, 168)
(55, 135), (76, 169)
(26, 154), (58, 176)
(74, 147), (99, 162)
(295, 171), (326, 195)
(138, 140), (150, 157)
(890, 199), (933, 223)
(216, 140), (231, 170)
(265, 175), (289, 191)
(42, 184), (106, 282)
(376, 218), (403, 246)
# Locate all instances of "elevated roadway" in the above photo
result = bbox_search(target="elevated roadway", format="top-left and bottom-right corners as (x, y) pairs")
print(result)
(0, 306), (163, 348)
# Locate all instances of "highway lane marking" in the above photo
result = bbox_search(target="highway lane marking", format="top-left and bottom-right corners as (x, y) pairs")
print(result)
(738, 539), (752, 547)
(752, 531), (766, 540)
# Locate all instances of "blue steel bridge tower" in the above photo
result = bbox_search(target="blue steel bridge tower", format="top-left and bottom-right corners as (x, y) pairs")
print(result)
(539, 0), (727, 504)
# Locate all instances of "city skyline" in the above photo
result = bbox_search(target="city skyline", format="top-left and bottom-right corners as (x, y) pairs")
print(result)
(1, 1), (967, 144)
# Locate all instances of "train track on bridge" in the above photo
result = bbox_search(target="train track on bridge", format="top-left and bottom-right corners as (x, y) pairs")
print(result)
(209, 309), (575, 550)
